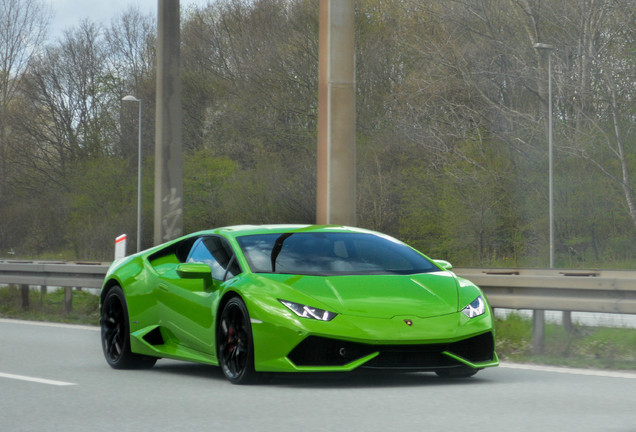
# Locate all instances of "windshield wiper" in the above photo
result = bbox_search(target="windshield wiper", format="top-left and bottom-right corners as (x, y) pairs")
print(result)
(270, 232), (294, 273)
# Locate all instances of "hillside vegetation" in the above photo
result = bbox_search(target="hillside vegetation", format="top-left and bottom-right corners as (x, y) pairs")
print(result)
(1, 0), (635, 267)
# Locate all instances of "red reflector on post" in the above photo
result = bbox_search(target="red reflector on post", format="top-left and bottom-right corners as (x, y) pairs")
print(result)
(115, 234), (127, 260)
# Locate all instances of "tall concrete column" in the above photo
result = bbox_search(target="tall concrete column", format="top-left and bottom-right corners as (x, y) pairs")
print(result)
(316, 0), (356, 226)
(154, 0), (183, 244)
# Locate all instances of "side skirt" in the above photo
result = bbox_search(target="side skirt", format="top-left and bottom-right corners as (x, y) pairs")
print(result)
(130, 326), (218, 366)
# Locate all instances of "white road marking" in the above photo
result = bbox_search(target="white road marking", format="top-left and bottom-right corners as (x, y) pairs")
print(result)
(0, 372), (76, 386)
(500, 361), (636, 379)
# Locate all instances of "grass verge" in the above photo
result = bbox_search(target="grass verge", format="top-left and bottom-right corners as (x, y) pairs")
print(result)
(495, 313), (636, 370)
(0, 285), (99, 325)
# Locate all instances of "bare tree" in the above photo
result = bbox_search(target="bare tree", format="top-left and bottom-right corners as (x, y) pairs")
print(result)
(15, 21), (110, 186)
(105, 8), (156, 159)
(0, 0), (50, 250)
(0, 0), (50, 182)
(104, 7), (155, 90)
(576, 1), (635, 229)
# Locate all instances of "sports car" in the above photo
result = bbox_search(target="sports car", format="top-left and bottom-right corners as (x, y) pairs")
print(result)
(100, 224), (498, 384)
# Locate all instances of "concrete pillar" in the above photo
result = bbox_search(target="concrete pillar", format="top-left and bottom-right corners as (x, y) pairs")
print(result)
(154, 0), (183, 244)
(316, 0), (356, 226)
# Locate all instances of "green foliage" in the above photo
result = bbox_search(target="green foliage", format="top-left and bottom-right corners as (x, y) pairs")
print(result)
(0, 286), (100, 325)
(183, 150), (238, 231)
(67, 156), (140, 259)
(1, 0), (636, 269)
(495, 313), (533, 358)
(495, 313), (636, 370)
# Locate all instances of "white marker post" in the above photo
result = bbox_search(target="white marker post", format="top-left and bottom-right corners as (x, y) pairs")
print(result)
(115, 234), (127, 260)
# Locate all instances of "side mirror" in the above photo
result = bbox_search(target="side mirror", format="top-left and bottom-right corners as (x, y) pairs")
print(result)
(176, 263), (213, 279)
(433, 259), (453, 271)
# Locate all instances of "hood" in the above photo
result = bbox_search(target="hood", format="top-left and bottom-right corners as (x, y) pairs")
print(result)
(261, 271), (459, 319)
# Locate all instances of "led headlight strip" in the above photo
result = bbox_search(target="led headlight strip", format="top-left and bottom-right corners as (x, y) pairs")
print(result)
(279, 300), (337, 321)
(462, 296), (486, 318)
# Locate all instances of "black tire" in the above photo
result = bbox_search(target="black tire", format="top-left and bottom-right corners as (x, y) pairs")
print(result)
(101, 286), (157, 369)
(217, 297), (258, 384)
(435, 367), (480, 378)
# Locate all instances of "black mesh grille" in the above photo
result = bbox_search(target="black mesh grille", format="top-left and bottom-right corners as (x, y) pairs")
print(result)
(363, 345), (459, 369)
(287, 332), (495, 369)
(287, 336), (377, 366)
(447, 331), (495, 363)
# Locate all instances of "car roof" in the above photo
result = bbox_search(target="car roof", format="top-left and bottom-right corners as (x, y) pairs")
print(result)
(191, 224), (378, 240)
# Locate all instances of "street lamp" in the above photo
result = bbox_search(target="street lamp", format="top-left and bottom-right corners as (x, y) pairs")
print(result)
(534, 43), (555, 269)
(533, 43), (556, 353)
(122, 95), (142, 253)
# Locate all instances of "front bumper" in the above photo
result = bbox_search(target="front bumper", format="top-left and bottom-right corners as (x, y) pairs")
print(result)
(288, 331), (497, 370)
(250, 308), (498, 373)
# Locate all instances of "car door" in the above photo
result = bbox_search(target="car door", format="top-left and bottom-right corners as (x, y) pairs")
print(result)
(156, 235), (241, 356)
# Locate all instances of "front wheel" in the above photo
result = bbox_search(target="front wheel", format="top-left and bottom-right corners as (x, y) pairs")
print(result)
(101, 286), (157, 369)
(217, 297), (258, 384)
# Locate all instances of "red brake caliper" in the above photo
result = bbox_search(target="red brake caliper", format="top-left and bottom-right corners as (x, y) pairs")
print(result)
(227, 326), (236, 354)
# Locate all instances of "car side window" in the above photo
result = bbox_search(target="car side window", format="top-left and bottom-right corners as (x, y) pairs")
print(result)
(187, 236), (241, 281)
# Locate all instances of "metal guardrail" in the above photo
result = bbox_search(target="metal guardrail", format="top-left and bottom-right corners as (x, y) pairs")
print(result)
(0, 260), (109, 289)
(2, 261), (635, 351)
(1, 261), (635, 315)
(0, 260), (109, 314)
(454, 267), (636, 315)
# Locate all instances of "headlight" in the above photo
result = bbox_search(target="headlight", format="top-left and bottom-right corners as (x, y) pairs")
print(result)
(279, 300), (337, 321)
(462, 296), (486, 318)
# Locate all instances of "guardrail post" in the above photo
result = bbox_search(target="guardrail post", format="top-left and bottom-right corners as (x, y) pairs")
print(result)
(562, 311), (573, 333)
(532, 310), (545, 354)
(20, 284), (29, 311)
(64, 287), (73, 314)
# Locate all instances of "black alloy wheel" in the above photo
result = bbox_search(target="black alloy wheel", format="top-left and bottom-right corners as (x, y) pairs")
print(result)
(101, 286), (156, 369)
(217, 297), (257, 384)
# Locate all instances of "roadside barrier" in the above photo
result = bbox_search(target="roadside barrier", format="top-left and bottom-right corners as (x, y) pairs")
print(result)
(1, 261), (635, 351)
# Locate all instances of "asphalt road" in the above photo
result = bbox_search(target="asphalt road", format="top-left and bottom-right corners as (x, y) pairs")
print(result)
(1, 318), (635, 432)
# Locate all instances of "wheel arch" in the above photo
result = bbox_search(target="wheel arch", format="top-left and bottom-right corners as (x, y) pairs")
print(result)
(215, 290), (244, 326)
(101, 278), (123, 308)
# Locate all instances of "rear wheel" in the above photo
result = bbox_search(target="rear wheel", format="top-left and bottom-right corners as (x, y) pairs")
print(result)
(101, 286), (156, 369)
(217, 297), (257, 384)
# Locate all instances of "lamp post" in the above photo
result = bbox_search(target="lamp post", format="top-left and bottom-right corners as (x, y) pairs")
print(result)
(534, 43), (554, 269)
(122, 95), (142, 253)
(533, 43), (556, 353)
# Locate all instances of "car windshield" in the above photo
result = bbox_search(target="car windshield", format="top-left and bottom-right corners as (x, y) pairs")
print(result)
(236, 232), (439, 276)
